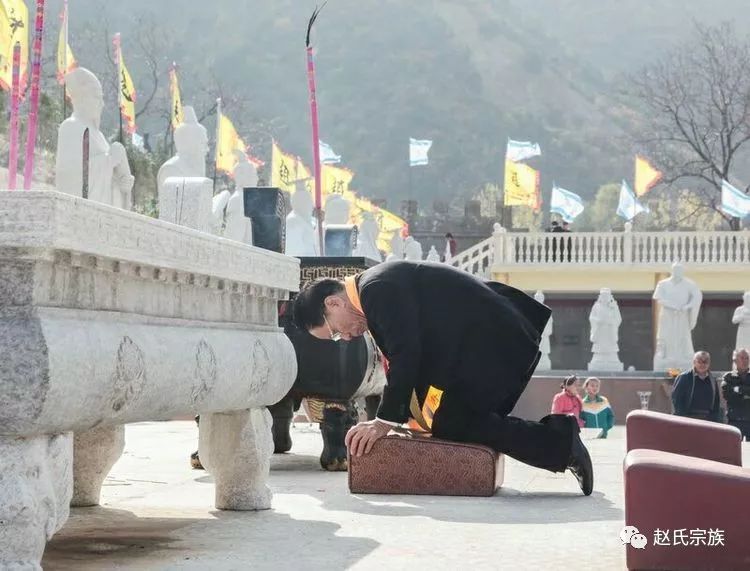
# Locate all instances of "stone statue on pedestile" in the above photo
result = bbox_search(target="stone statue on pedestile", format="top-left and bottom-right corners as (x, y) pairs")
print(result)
(353, 211), (382, 262)
(386, 232), (405, 262)
(588, 288), (624, 371)
(732, 291), (750, 351)
(653, 262), (703, 370)
(55, 67), (134, 209)
(214, 150), (256, 244)
(157, 106), (208, 193)
(324, 193), (351, 225)
(534, 290), (553, 370)
(285, 183), (318, 257)
(426, 245), (441, 262)
(403, 236), (423, 261)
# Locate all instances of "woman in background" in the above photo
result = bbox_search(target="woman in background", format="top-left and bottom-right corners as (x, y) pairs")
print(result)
(551, 375), (584, 428)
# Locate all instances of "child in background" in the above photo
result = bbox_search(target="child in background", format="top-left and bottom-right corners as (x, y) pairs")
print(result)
(581, 377), (615, 438)
(551, 375), (584, 428)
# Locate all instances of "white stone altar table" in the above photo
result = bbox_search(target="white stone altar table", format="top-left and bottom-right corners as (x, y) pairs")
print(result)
(0, 190), (299, 569)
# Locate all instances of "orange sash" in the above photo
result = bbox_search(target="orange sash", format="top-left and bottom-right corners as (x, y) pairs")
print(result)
(344, 275), (440, 431)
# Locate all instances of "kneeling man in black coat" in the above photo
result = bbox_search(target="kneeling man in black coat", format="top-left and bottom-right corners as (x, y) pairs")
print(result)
(293, 260), (593, 495)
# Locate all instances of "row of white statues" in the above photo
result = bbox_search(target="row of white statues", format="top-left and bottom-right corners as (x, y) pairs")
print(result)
(536, 263), (750, 371)
(56, 67), (426, 265)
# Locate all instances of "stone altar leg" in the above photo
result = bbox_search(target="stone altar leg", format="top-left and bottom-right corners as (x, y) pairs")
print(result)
(199, 408), (274, 510)
(71, 425), (125, 507)
(0, 433), (73, 571)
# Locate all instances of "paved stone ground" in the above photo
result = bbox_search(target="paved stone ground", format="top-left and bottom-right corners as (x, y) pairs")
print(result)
(41, 422), (747, 570)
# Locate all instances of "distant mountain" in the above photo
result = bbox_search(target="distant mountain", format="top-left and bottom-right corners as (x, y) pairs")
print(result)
(58, 0), (750, 211)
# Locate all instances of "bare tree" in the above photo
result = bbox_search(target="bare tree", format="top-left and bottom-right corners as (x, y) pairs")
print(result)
(631, 22), (750, 229)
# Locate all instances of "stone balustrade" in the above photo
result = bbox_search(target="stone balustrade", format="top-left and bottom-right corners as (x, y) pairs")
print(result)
(0, 190), (299, 569)
(450, 224), (750, 277)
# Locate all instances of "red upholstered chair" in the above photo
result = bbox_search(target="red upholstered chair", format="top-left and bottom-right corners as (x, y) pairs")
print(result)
(624, 449), (750, 571)
(626, 410), (742, 466)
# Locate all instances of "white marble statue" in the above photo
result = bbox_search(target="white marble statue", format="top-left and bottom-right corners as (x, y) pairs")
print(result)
(285, 185), (318, 256)
(534, 290), (552, 370)
(353, 211), (382, 261)
(386, 232), (405, 262)
(157, 106), (208, 193)
(212, 151), (256, 243)
(324, 193), (351, 225)
(404, 236), (423, 261)
(732, 291), (750, 351)
(426, 245), (441, 262)
(55, 67), (134, 209)
(653, 262), (703, 370)
(588, 288), (624, 371)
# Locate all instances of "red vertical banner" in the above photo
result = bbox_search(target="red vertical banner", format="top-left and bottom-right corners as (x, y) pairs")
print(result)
(8, 43), (22, 190)
(23, 0), (46, 190)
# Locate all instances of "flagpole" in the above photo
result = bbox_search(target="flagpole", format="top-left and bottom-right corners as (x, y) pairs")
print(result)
(62, 0), (69, 119)
(8, 43), (21, 190)
(214, 97), (221, 194)
(306, 6), (325, 256)
(114, 33), (124, 144)
(23, 0), (46, 190)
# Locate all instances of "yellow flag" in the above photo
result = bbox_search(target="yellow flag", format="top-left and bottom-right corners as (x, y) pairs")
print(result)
(56, 2), (75, 84)
(0, 0), (28, 92)
(634, 155), (662, 197)
(114, 34), (136, 134)
(216, 111), (249, 174)
(169, 65), (183, 130)
(271, 140), (311, 194)
(321, 164), (354, 198)
(503, 159), (539, 207)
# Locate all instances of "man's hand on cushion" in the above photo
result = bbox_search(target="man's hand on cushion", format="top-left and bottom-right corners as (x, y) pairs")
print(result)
(345, 420), (392, 457)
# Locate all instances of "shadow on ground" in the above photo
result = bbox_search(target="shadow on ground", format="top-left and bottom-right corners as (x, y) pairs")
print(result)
(43, 504), (379, 570)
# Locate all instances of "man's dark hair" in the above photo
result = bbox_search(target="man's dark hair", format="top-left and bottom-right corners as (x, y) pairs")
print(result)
(445, 232), (454, 239)
(293, 278), (345, 330)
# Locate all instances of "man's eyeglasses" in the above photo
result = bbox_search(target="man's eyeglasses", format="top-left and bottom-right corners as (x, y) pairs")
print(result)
(324, 315), (342, 342)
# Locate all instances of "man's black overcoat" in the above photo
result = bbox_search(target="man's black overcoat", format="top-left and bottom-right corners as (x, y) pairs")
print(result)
(357, 260), (551, 423)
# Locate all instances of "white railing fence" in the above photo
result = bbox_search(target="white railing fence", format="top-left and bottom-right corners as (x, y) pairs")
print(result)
(450, 226), (750, 271)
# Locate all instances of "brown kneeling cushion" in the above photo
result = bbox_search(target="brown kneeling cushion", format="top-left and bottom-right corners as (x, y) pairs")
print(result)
(348, 431), (504, 497)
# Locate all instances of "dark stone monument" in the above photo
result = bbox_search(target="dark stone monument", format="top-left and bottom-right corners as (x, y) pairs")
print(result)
(243, 187), (286, 253)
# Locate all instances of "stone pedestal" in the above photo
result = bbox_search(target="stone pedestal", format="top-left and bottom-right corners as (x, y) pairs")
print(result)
(588, 355), (624, 372)
(159, 176), (214, 233)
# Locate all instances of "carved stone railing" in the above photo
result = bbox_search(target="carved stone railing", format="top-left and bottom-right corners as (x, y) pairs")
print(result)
(448, 223), (503, 276)
(453, 224), (750, 271)
(0, 191), (299, 568)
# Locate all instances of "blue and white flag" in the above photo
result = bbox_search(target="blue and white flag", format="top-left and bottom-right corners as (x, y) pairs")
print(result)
(721, 179), (750, 218)
(506, 139), (541, 162)
(319, 140), (341, 164)
(131, 131), (145, 151)
(617, 180), (649, 220)
(409, 138), (433, 166)
(550, 185), (585, 222)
